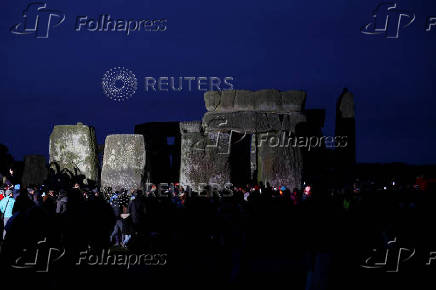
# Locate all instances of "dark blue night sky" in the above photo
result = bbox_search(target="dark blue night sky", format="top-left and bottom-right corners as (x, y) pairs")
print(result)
(1, 0), (435, 164)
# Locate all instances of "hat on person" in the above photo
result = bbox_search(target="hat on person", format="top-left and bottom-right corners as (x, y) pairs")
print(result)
(14, 184), (20, 190)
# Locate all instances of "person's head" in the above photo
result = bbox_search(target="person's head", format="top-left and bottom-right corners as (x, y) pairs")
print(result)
(13, 193), (34, 213)
(74, 183), (80, 189)
(28, 187), (35, 195)
(68, 188), (82, 203)
(58, 189), (67, 197)
(5, 189), (13, 197)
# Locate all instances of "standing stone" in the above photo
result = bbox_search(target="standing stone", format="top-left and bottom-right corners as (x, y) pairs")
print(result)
(179, 122), (231, 191)
(255, 131), (304, 190)
(49, 122), (99, 184)
(335, 89), (356, 187)
(180, 89), (307, 191)
(101, 134), (145, 191)
(202, 90), (307, 190)
(337, 89), (355, 119)
(335, 89), (356, 165)
(179, 121), (204, 190)
(21, 155), (48, 186)
(250, 134), (257, 181)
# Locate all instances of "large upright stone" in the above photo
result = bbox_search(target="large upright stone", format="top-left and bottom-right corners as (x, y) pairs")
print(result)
(21, 155), (48, 186)
(179, 121), (205, 190)
(336, 89), (356, 163)
(49, 122), (99, 183)
(180, 89), (308, 191)
(101, 134), (146, 191)
(203, 92), (307, 190)
(335, 89), (356, 186)
(255, 132), (304, 190)
(337, 89), (355, 119)
(179, 122), (231, 191)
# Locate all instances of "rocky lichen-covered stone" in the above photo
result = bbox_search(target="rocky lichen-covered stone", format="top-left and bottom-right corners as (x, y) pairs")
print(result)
(179, 121), (205, 190)
(101, 134), (145, 191)
(179, 121), (231, 191)
(21, 155), (48, 186)
(49, 123), (99, 183)
(255, 132), (304, 190)
(204, 89), (306, 113)
(204, 90), (307, 190)
(179, 89), (308, 191)
(203, 111), (307, 133)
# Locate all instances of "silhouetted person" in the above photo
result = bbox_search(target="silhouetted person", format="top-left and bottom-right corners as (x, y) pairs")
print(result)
(56, 189), (68, 214)
(129, 190), (147, 235)
(0, 189), (15, 239)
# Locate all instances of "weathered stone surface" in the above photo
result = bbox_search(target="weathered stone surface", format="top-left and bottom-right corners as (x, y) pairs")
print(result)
(220, 90), (236, 111)
(180, 121), (202, 134)
(234, 90), (255, 111)
(203, 111), (307, 133)
(254, 89), (282, 111)
(179, 122), (203, 190)
(179, 121), (231, 191)
(180, 89), (309, 191)
(255, 132), (303, 190)
(49, 123), (99, 183)
(101, 134), (146, 191)
(335, 89), (356, 184)
(204, 89), (306, 112)
(21, 155), (48, 186)
(204, 91), (220, 111)
(337, 89), (355, 119)
(281, 90), (307, 112)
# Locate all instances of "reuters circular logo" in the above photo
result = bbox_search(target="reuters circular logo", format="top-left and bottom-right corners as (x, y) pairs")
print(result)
(102, 67), (137, 102)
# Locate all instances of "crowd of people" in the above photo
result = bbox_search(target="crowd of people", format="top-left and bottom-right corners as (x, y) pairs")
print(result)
(0, 178), (312, 249)
(0, 167), (435, 288)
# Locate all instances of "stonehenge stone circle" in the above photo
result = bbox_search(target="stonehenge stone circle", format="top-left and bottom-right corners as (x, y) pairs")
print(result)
(180, 89), (308, 191)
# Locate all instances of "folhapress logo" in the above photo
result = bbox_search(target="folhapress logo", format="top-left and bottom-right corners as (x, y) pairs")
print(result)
(361, 237), (436, 272)
(361, 3), (415, 39)
(10, 2), (65, 38)
(11, 3), (168, 39)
